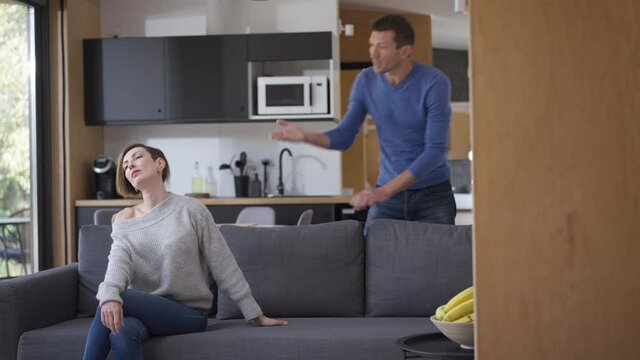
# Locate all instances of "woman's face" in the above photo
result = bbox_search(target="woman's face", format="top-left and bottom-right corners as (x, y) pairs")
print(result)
(122, 147), (163, 190)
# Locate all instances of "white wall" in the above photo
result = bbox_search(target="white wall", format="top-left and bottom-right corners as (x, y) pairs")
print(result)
(206, 0), (339, 34)
(101, 0), (209, 37)
(100, 0), (342, 197)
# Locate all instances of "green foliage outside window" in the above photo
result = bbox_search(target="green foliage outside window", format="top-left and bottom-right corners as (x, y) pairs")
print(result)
(0, 3), (31, 218)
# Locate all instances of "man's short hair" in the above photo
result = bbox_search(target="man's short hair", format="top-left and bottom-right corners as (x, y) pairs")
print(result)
(371, 14), (415, 48)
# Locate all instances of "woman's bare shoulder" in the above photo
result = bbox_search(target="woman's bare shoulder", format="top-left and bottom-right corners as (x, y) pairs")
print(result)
(113, 207), (136, 223)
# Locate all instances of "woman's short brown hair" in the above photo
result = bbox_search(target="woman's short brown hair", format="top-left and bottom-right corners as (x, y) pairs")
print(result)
(115, 143), (170, 198)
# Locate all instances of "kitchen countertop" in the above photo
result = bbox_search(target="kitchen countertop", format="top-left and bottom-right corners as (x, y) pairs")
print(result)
(76, 194), (473, 210)
(454, 193), (473, 211)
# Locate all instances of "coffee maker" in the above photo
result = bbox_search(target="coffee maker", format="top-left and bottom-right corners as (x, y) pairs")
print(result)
(93, 155), (116, 199)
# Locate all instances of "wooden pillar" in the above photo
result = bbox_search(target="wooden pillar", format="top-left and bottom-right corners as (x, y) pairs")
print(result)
(471, 1), (640, 359)
(50, 0), (102, 265)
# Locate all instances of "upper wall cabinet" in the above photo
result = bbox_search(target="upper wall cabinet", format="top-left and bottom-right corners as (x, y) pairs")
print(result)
(248, 32), (332, 61)
(246, 32), (334, 121)
(84, 32), (333, 125)
(165, 35), (247, 121)
(433, 49), (469, 102)
(84, 35), (248, 125)
(84, 38), (166, 124)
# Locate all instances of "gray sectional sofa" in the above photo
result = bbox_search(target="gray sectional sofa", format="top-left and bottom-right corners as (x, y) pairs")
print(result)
(0, 219), (472, 360)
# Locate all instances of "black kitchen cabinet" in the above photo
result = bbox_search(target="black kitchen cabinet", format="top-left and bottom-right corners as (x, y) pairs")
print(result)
(84, 32), (332, 125)
(165, 35), (247, 121)
(247, 32), (332, 61)
(84, 38), (166, 124)
(84, 35), (248, 125)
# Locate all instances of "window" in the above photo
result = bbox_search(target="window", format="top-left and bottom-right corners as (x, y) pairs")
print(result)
(0, 0), (48, 278)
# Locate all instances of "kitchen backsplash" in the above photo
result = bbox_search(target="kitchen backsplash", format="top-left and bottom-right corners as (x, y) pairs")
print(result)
(103, 122), (341, 197)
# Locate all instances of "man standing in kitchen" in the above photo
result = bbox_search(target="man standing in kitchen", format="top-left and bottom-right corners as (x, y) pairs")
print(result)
(269, 14), (456, 232)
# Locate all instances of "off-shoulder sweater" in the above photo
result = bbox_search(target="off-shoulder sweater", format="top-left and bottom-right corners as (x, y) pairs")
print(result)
(96, 194), (262, 320)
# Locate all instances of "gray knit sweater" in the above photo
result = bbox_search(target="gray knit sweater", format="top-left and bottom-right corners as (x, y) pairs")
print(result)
(96, 194), (262, 320)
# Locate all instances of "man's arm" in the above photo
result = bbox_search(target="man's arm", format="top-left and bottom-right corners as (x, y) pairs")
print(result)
(406, 73), (452, 182)
(350, 170), (417, 210)
(269, 119), (331, 148)
(269, 71), (368, 150)
(304, 132), (332, 148)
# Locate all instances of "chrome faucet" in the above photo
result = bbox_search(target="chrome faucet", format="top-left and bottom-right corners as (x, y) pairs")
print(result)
(277, 148), (292, 196)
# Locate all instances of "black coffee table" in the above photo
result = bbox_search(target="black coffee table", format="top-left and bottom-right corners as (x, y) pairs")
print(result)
(396, 333), (475, 359)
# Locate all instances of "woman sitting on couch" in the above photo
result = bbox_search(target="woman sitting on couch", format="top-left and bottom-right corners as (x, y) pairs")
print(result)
(83, 143), (287, 360)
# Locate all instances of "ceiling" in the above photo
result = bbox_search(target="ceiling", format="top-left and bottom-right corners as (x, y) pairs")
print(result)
(339, 0), (469, 50)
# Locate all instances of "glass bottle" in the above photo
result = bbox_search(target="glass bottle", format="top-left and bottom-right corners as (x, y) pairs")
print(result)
(205, 166), (216, 197)
(191, 161), (203, 193)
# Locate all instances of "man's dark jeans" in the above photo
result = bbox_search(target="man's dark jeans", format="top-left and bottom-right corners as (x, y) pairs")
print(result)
(364, 179), (457, 233)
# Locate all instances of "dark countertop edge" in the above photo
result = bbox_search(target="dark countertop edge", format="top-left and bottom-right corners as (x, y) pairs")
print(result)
(76, 196), (353, 207)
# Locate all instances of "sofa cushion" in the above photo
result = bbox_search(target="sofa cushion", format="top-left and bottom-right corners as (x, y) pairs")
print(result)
(365, 219), (472, 317)
(77, 225), (113, 316)
(178, 317), (431, 360)
(17, 318), (92, 360)
(17, 317), (432, 360)
(217, 220), (365, 319)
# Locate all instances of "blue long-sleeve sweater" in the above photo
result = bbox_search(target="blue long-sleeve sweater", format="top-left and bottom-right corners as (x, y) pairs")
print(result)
(325, 62), (452, 190)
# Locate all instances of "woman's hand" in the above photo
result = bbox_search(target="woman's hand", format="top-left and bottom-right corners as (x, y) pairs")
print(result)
(101, 301), (124, 334)
(252, 314), (288, 326)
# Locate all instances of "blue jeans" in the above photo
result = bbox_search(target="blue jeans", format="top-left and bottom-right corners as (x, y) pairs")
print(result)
(83, 289), (208, 360)
(364, 179), (457, 233)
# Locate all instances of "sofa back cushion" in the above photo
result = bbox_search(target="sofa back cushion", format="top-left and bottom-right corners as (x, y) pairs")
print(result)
(365, 219), (472, 317)
(217, 220), (365, 319)
(77, 224), (113, 316)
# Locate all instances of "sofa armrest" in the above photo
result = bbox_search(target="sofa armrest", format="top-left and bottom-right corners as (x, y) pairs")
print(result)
(0, 263), (79, 360)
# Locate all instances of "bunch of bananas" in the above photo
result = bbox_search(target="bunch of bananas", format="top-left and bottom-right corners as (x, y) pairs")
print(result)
(434, 286), (474, 323)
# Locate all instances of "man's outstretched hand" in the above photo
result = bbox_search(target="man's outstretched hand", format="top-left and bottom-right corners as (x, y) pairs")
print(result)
(268, 119), (307, 142)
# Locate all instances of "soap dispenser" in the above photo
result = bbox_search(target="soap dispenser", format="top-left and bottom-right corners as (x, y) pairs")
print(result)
(248, 173), (262, 197)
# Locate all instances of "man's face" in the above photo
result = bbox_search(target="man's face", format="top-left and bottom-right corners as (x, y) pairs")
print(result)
(369, 30), (407, 74)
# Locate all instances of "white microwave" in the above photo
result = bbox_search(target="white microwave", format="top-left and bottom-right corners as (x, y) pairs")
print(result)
(257, 76), (329, 115)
